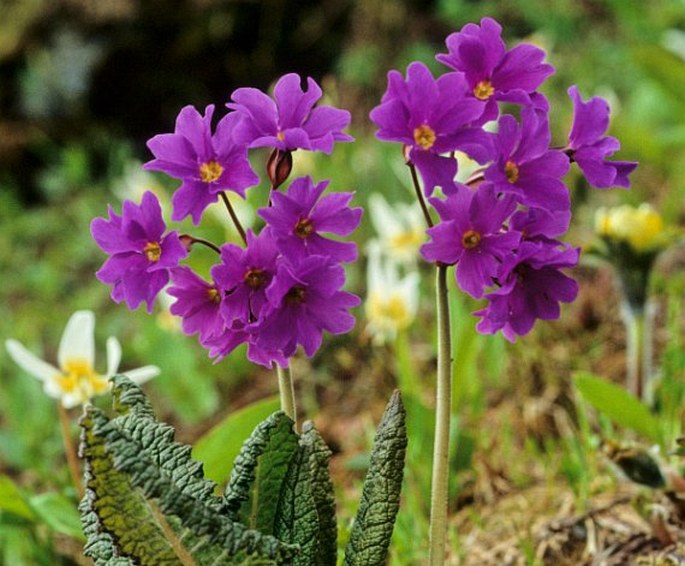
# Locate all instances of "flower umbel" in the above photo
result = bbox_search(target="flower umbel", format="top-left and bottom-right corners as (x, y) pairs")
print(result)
(5, 310), (159, 408)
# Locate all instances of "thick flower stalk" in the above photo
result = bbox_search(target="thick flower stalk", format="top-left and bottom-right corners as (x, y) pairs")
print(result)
(92, 74), (359, 424)
(369, 16), (636, 563)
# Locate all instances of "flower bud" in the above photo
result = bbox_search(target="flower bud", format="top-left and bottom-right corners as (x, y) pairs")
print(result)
(266, 148), (293, 190)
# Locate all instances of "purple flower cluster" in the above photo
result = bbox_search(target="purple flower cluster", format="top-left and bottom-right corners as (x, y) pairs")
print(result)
(370, 17), (637, 341)
(92, 74), (359, 367)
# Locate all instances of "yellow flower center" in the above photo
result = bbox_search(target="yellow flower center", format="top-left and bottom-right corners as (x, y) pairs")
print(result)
(473, 80), (495, 100)
(144, 242), (162, 262)
(277, 131), (285, 142)
(207, 287), (221, 304)
(389, 229), (424, 255)
(199, 160), (224, 183)
(294, 218), (314, 238)
(413, 124), (436, 150)
(367, 292), (411, 330)
(505, 160), (519, 184)
(462, 229), (481, 249)
(57, 359), (109, 400)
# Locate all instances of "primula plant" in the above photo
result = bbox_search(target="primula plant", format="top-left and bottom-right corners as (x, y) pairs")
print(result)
(592, 203), (675, 401)
(369, 16), (636, 564)
(87, 73), (407, 564)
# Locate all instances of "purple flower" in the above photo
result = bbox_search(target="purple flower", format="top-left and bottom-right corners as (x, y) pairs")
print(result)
(167, 267), (225, 342)
(509, 207), (571, 242)
(436, 17), (554, 122)
(258, 176), (362, 263)
(144, 105), (259, 225)
(485, 111), (570, 212)
(566, 85), (638, 188)
(474, 241), (579, 341)
(227, 73), (354, 153)
(252, 255), (360, 358)
(203, 321), (288, 369)
(421, 184), (520, 298)
(91, 191), (188, 313)
(210, 229), (279, 324)
(369, 61), (492, 194)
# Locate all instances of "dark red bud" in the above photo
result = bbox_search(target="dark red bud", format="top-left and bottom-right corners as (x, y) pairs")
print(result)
(266, 148), (293, 190)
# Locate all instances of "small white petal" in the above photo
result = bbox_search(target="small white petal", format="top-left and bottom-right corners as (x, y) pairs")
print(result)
(60, 392), (83, 409)
(106, 337), (122, 377)
(43, 377), (65, 400)
(122, 365), (160, 386)
(5, 339), (60, 382)
(58, 311), (96, 370)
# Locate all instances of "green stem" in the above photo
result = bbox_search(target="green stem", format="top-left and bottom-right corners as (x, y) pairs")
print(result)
(277, 364), (297, 427)
(428, 264), (453, 565)
(622, 302), (646, 401)
(57, 403), (83, 499)
(219, 191), (247, 245)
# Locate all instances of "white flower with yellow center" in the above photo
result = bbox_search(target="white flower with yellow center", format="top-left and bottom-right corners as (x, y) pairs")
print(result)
(365, 244), (420, 345)
(5, 310), (160, 408)
(368, 193), (425, 266)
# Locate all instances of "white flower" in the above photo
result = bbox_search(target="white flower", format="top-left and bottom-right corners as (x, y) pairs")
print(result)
(5, 310), (160, 408)
(368, 193), (425, 265)
(365, 244), (420, 345)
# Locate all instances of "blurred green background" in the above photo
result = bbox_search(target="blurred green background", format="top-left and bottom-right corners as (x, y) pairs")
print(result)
(1, 0), (684, 564)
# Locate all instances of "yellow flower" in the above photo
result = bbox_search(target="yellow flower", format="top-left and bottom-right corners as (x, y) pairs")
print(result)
(6, 310), (159, 408)
(594, 203), (666, 253)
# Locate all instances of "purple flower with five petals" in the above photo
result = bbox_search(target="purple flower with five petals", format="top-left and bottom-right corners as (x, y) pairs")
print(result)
(421, 183), (520, 298)
(227, 73), (354, 154)
(167, 267), (225, 343)
(436, 17), (554, 122)
(91, 191), (188, 313)
(144, 105), (259, 225)
(485, 110), (570, 212)
(369, 61), (492, 194)
(252, 255), (360, 358)
(211, 229), (278, 324)
(474, 241), (579, 341)
(258, 176), (362, 263)
(566, 85), (638, 188)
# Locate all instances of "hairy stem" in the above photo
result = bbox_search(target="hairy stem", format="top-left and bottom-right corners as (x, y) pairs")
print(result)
(428, 264), (453, 565)
(220, 191), (247, 245)
(57, 403), (83, 498)
(277, 364), (298, 428)
(149, 500), (198, 566)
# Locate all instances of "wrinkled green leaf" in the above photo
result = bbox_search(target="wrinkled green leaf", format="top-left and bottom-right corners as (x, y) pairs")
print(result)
(79, 375), (297, 565)
(299, 422), (337, 565)
(193, 396), (281, 484)
(29, 492), (84, 540)
(343, 391), (407, 566)
(224, 411), (299, 534)
(574, 372), (661, 443)
(274, 443), (319, 566)
(0, 475), (35, 520)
